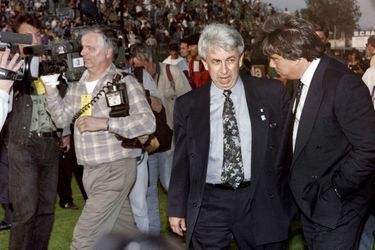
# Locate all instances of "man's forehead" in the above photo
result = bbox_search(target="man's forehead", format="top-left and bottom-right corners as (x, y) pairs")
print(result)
(207, 47), (239, 56)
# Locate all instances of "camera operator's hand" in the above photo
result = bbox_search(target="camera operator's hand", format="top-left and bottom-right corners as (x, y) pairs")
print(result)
(75, 116), (108, 133)
(40, 73), (60, 87)
(0, 48), (23, 92)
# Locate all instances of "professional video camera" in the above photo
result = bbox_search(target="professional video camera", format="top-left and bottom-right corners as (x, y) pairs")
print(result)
(0, 32), (32, 81)
(22, 40), (85, 82)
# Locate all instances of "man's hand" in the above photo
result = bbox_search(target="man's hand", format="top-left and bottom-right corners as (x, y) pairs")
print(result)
(0, 48), (23, 92)
(138, 135), (149, 144)
(149, 96), (163, 113)
(60, 135), (71, 152)
(40, 73), (60, 87)
(168, 217), (186, 236)
(75, 116), (108, 133)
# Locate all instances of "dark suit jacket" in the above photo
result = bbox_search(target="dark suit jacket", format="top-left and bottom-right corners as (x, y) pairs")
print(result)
(167, 75), (294, 247)
(281, 55), (375, 229)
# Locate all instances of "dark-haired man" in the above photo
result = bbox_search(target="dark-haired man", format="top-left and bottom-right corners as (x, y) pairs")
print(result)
(7, 13), (60, 250)
(262, 14), (375, 249)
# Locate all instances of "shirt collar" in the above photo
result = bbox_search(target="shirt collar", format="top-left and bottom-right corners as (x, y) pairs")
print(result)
(300, 58), (321, 87)
(211, 77), (243, 97)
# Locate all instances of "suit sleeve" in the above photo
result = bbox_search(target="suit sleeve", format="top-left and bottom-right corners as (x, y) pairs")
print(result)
(166, 96), (190, 218)
(332, 74), (375, 198)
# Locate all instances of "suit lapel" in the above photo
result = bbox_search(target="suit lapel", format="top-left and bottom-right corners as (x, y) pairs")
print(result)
(243, 80), (268, 199)
(292, 57), (329, 165)
(191, 84), (211, 178)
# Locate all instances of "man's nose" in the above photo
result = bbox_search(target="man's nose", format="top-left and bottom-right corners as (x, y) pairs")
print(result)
(220, 62), (228, 74)
(269, 59), (275, 68)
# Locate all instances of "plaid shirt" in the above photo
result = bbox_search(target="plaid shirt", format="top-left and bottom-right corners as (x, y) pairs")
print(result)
(46, 64), (155, 165)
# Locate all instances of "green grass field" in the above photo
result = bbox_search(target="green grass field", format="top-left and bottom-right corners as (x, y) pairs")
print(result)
(0, 181), (316, 250)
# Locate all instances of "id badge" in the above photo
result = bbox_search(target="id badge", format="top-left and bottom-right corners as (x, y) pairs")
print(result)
(81, 95), (92, 116)
(33, 79), (46, 95)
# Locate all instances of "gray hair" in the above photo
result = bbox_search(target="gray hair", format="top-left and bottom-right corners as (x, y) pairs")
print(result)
(128, 43), (154, 62)
(198, 23), (244, 60)
(80, 25), (119, 58)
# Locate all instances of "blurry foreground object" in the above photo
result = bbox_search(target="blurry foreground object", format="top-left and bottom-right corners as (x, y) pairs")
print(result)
(94, 232), (183, 250)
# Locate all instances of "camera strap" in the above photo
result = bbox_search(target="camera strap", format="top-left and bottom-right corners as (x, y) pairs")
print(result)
(165, 64), (176, 91)
(0, 67), (21, 81)
(72, 72), (125, 123)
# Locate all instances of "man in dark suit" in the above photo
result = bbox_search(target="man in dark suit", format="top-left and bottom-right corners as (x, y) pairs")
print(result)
(167, 23), (293, 249)
(262, 14), (375, 249)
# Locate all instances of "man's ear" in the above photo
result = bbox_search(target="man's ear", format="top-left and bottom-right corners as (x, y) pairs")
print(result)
(239, 53), (244, 68)
(106, 47), (113, 59)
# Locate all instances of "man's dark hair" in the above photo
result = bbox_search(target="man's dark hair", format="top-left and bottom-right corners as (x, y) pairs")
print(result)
(261, 14), (325, 61)
(314, 23), (329, 40)
(188, 33), (200, 46)
(13, 13), (41, 32)
(368, 35), (375, 47)
(168, 43), (179, 51)
(180, 37), (189, 45)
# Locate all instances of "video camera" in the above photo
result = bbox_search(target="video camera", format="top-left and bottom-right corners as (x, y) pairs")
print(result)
(0, 31), (85, 83)
(22, 41), (85, 82)
(0, 32), (32, 81)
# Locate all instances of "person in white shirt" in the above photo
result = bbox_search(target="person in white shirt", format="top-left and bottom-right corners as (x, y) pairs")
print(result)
(163, 43), (189, 72)
(0, 48), (23, 130)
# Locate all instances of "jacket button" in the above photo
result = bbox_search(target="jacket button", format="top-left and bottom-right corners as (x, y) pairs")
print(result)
(269, 123), (277, 128)
(193, 202), (197, 207)
(269, 193), (275, 199)
(311, 175), (318, 179)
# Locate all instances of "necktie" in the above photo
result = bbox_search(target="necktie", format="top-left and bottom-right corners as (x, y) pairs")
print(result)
(285, 80), (304, 165)
(221, 90), (244, 189)
(292, 81), (304, 117)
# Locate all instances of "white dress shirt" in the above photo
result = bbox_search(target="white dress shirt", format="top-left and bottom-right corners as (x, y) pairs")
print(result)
(293, 58), (321, 150)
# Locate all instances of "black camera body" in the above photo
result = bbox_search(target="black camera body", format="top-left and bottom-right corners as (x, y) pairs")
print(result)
(22, 41), (85, 82)
(104, 73), (143, 149)
(106, 75), (130, 118)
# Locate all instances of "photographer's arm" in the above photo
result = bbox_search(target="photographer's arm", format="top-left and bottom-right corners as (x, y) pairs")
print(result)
(0, 49), (23, 130)
(42, 75), (77, 128)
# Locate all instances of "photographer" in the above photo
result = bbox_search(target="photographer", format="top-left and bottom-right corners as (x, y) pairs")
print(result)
(0, 48), (23, 130)
(6, 13), (60, 250)
(42, 26), (155, 249)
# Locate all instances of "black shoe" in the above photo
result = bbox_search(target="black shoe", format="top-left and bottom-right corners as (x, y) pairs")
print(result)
(0, 221), (11, 231)
(62, 201), (79, 210)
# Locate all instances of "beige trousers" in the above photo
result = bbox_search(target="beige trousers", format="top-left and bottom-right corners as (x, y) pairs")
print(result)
(71, 158), (138, 250)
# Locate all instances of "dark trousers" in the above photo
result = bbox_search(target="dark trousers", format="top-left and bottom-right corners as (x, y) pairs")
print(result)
(192, 184), (284, 250)
(57, 147), (87, 207)
(8, 135), (59, 250)
(301, 202), (366, 250)
(0, 143), (11, 223)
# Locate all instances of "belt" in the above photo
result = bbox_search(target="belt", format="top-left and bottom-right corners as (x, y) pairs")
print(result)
(30, 131), (59, 138)
(206, 181), (251, 190)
